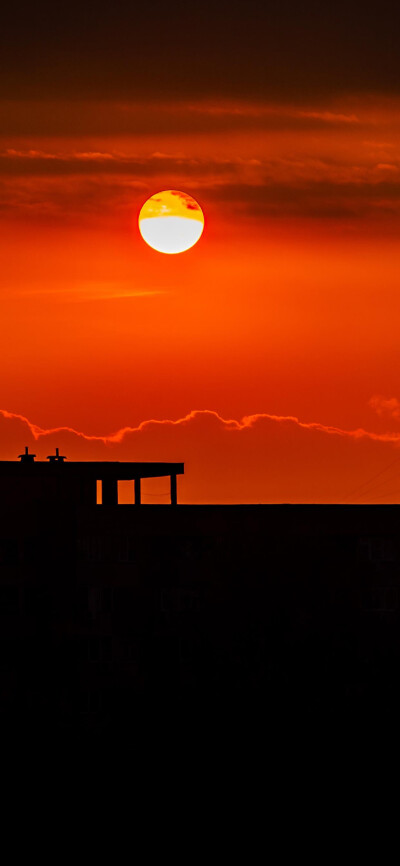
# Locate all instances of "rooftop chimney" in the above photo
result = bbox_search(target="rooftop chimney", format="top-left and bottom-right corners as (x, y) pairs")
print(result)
(47, 447), (66, 463)
(18, 446), (36, 463)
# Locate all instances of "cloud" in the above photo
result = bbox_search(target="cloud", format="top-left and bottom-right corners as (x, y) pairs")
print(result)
(3, 156), (400, 224)
(376, 163), (399, 172)
(0, 94), (399, 225)
(7, 282), (165, 302)
(2, 406), (400, 446)
(0, 407), (400, 504)
(202, 178), (400, 220)
(369, 395), (400, 420)
(0, 96), (391, 137)
(186, 102), (360, 129)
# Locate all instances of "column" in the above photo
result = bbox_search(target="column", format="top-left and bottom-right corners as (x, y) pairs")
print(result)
(102, 477), (118, 506)
(170, 474), (177, 506)
(134, 477), (141, 505)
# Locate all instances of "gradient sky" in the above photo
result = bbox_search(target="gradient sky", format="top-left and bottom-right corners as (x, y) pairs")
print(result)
(1, 2), (400, 502)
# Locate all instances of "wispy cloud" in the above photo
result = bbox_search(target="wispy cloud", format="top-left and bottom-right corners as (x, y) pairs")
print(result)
(0, 98), (368, 137)
(187, 102), (360, 126)
(6, 282), (165, 302)
(369, 395), (400, 420)
(1, 406), (399, 503)
(1, 407), (399, 447)
(2, 126), (400, 224)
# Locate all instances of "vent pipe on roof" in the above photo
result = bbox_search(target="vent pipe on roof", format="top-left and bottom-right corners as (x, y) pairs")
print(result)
(18, 446), (36, 463)
(47, 447), (66, 463)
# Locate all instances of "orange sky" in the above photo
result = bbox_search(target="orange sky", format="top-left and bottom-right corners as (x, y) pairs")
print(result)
(1, 95), (400, 502)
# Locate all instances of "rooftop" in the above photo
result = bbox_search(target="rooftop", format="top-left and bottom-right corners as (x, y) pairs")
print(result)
(0, 448), (184, 505)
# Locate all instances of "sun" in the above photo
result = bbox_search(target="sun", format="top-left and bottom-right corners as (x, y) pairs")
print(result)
(138, 190), (204, 254)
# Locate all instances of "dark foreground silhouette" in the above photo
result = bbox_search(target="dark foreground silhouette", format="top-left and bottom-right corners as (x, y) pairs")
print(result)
(0, 451), (398, 727)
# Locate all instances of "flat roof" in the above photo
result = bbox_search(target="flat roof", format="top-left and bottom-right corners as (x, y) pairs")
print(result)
(0, 461), (184, 480)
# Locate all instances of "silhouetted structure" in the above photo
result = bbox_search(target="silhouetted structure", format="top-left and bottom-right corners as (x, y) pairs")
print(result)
(1, 448), (184, 507)
(0, 449), (399, 726)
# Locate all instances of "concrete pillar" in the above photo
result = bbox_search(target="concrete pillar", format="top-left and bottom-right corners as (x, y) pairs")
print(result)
(134, 477), (141, 505)
(102, 477), (118, 506)
(170, 474), (177, 506)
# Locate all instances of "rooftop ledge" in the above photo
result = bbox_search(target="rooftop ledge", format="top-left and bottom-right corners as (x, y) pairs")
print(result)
(0, 452), (184, 505)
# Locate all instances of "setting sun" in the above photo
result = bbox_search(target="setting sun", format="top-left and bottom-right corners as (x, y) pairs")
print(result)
(138, 190), (204, 254)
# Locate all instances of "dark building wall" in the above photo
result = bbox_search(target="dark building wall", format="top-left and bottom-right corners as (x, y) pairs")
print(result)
(0, 503), (400, 724)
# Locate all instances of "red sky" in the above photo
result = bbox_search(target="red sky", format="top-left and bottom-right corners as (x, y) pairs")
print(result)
(1, 4), (400, 502)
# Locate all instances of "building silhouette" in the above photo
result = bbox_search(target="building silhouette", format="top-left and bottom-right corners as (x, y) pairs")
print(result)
(0, 448), (399, 725)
